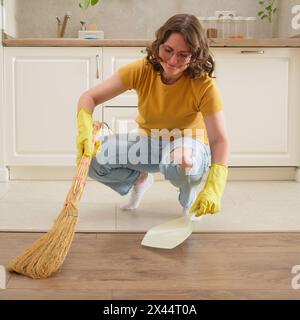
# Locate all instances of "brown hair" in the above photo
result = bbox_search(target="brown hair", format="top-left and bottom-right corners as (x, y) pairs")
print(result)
(146, 14), (215, 78)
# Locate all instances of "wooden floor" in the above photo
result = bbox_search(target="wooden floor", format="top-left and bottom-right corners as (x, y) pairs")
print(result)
(0, 232), (300, 300)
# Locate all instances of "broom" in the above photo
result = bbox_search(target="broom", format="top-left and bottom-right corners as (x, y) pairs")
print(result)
(7, 121), (103, 279)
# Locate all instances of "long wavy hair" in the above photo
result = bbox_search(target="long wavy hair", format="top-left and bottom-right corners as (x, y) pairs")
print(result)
(146, 14), (215, 78)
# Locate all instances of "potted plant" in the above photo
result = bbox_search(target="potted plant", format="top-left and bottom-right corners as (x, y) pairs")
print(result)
(78, 0), (103, 38)
(79, 0), (100, 9)
(257, 0), (278, 38)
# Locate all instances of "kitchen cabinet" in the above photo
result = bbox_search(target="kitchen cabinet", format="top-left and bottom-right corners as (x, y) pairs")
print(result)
(4, 47), (102, 165)
(101, 47), (300, 167)
(0, 13), (8, 181)
(213, 48), (300, 166)
(103, 107), (139, 134)
(102, 47), (145, 106)
(3, 46), (300, 174)
(102, 47), (145, 133)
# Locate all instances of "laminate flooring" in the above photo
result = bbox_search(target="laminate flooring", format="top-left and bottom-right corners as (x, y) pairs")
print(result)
(0, 232), (300, 300)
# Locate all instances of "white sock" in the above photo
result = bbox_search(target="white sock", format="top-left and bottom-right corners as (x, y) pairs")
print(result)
(120, 173), (154, 210)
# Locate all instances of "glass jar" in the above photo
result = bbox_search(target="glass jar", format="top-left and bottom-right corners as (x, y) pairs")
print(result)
(231, 16), (246, 39)
(219, 16), (233, 39)
(197, 17), (208, 36)
(245, 17), (257, 39)
(206, 16), (219, 38)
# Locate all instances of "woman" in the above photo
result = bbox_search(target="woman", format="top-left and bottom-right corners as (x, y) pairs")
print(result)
(76, 14), (229, 221)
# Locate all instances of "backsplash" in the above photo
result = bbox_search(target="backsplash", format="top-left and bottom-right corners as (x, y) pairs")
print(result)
(4, 0), (299, 39)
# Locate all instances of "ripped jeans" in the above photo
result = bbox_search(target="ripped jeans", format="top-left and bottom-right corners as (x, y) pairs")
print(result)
(88, 133), (211, 209)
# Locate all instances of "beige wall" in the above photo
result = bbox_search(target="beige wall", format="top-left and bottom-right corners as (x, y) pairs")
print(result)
(3, 0), (17, 37)
(9, 0), (259, 38)
(275, 0), (300, 37)
(4, 0), (299, 39)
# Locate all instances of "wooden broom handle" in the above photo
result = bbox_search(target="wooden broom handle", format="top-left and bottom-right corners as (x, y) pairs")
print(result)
(64, 121), (103, 205)
(91, 121), (101, 145)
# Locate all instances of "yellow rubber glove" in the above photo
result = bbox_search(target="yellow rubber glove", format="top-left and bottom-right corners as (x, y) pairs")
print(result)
(189, 163), (228, 218)
(76, 108), (100, 166)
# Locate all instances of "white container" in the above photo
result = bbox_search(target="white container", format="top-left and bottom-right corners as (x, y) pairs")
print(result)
(245, 17), (257, 39)
(78, 30), (104, 40)
(231, 16), (246, 39)
(206, 16), (219, 38)
(219, 16), (233, 39)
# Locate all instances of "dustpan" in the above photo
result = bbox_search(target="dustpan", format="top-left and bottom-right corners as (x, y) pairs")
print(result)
(141, 215), (193, 249)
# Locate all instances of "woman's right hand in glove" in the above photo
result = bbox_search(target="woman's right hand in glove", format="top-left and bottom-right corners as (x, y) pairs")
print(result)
(76, 108), (100, 166)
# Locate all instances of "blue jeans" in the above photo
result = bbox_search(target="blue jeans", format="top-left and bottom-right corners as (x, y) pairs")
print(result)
(88, 133), (211, 209)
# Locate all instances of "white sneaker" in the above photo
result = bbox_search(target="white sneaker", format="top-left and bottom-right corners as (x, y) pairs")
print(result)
(120, 173), (154, 210)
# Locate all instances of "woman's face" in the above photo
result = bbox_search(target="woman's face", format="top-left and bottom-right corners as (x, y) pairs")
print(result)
(158, 32), (192, 79)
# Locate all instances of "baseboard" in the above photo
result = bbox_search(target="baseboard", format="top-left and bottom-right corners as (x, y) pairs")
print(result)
(8, 167), (164, 181)
(228, 167), (296, 181)
(296, 168), (300, 182)
(8, 166), (297, 181)
(0, 167), (9, 182)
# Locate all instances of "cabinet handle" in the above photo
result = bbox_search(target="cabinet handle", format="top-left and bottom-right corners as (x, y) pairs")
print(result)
(140, 48), (147, 54)
(96, 54), (100, 79)
(241, 50), (265, 54)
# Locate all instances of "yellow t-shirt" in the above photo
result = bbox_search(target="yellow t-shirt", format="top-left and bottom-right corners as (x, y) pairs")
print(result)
(118, 57), (223, 144)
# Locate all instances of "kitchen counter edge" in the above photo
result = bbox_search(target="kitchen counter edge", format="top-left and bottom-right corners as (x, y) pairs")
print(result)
(3, 38), (300, 47)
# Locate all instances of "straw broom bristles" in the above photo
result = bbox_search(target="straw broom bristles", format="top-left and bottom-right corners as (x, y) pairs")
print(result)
(7, 121), (102, 279)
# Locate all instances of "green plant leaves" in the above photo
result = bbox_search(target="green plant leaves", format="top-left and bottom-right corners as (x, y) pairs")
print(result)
(79, 0), (100, 9)
(257, 0), (277, 22)
(265, 5), (272, 11)
(79, 0), (89, 9)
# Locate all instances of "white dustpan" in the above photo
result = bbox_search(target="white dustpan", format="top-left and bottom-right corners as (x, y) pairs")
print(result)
(141, 216), (193, 249)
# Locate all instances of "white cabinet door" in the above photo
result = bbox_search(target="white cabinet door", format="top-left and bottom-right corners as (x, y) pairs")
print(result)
(102, 47), (146, 106)
(212, 48), (300, 166)
(103, 107), (139, 134)
(4, 47), (101, 165)
(0, 6), (9, 181)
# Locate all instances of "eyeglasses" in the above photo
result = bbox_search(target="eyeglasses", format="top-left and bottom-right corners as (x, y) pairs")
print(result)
(159, 44), (192, 63)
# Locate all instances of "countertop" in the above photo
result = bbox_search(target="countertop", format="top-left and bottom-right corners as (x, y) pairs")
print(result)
(3, 37), (300, 47)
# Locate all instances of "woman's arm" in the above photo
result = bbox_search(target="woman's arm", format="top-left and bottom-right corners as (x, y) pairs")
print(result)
(77, 72), (127, 113)
(204, 111), (230, 165)
(189, 111), (230, 218)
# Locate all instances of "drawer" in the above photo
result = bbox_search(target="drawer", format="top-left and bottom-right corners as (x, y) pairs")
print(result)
(103, 106), (139, 134)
